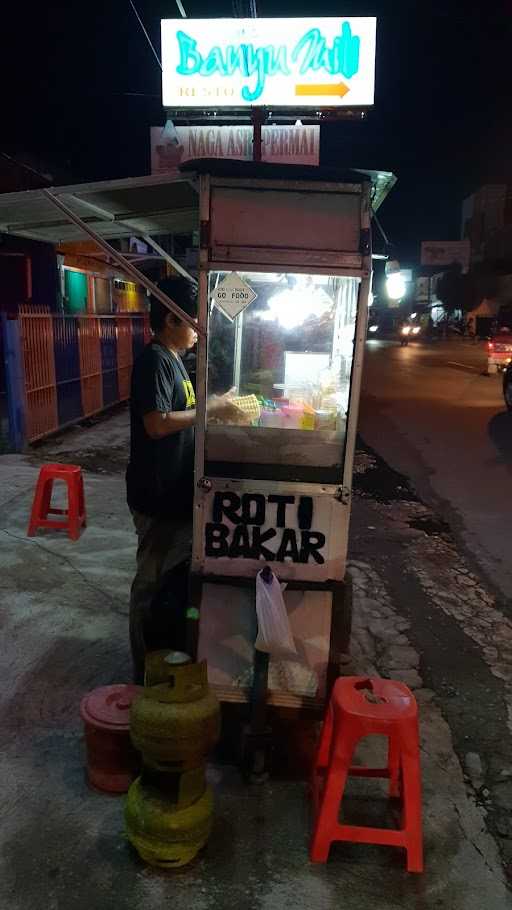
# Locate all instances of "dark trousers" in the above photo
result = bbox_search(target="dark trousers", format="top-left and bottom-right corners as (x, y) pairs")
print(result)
(129, 511), (192, 683)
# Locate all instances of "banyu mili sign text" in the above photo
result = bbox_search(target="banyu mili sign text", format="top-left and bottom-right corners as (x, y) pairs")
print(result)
(161, 17), (376, 109)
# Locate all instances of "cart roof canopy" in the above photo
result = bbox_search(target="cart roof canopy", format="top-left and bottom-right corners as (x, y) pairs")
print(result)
(0, 173), (199, 245)
(0, 164), (395, 245)
(181, 159), (396, 212)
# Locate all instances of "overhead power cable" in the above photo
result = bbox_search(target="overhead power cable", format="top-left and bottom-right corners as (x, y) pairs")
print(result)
(232, 0), (257, 16)
(128, 0), (162, 70)
(0, 152), (52, 186)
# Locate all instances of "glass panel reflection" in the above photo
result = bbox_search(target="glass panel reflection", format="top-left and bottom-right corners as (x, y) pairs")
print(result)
(206, 270), (360, 479)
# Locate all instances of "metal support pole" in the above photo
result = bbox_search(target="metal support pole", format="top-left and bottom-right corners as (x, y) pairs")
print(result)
(233, 310), (244, 390)
(371, 207), (390, 249)
(66, 194), (116, 223)
(41, 189), (204, 337)
(252, 109), (265, 162)
(2, 313), (26, 451)
(343, 185), (373, 487)
(141, 233), (197, 285)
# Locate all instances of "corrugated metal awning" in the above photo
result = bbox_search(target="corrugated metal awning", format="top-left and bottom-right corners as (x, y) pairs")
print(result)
(0, 164), (395, 246)
(0, 173), (199, 244)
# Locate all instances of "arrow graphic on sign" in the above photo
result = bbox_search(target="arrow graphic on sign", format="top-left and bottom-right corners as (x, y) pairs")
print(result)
(295, 82), (350, 98)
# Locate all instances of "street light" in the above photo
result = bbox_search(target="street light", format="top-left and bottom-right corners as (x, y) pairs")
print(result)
(386, 272), (406, 300)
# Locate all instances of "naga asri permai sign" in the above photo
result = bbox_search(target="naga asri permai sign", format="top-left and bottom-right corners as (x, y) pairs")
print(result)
(150, 123), (320, 173)
(161, 17), (376, 109)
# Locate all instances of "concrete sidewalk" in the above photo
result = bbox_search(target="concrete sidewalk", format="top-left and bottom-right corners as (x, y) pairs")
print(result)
(0, 419), (510, 909)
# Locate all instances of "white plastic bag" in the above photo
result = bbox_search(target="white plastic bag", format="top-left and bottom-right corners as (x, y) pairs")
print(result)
(254, 569), (298, 659)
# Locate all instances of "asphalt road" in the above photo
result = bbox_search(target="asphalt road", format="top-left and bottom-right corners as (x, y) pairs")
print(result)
(359, 337), (512, 603)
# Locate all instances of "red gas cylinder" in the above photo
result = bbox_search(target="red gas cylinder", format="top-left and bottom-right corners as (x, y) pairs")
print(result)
(80, 685), (142, 794)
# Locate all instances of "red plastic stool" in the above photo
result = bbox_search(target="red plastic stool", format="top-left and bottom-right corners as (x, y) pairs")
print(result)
(28, 463), (86, 541)
(310, 676), (423, 873)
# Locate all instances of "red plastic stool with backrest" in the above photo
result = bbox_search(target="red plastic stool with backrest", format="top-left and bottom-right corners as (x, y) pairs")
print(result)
(28, 463), (86, 541)
(310, 676), (423, 872)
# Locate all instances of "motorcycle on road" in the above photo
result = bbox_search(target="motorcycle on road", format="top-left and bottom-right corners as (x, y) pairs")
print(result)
(400, 324), (421, 346)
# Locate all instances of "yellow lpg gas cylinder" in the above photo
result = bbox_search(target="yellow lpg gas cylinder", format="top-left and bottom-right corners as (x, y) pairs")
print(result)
(141, 764), (206, 811)
(130, 653), (220, 769)
(126, 778), (214, 868)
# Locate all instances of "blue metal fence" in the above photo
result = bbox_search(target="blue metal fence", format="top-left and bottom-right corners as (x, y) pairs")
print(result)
(132, 316), (147, 362)
(1, 308), (150, 449)
(53, 316), (83, 427)
(99, 318), (119, 407)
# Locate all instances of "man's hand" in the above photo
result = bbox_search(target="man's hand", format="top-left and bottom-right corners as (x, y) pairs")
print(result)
(208, 390), (246, 424)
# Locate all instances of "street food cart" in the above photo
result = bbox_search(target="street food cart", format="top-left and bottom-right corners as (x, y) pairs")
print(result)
(0, 154), (393, 770)
(184, 160), (377, 720)
(0, 157), (391, 716)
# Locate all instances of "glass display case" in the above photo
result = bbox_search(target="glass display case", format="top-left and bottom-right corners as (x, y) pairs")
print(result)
(206, 270), (360, 483)
(187, 164), (380, 714)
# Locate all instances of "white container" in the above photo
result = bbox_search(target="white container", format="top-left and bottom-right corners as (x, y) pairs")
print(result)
(260, 409), (283, 428)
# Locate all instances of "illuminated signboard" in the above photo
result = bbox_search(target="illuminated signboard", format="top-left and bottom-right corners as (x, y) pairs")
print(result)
(150, 123), (320, 173)
(161, 17), (376, 109)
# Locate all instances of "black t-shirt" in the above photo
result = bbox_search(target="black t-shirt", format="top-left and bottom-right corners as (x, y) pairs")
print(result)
(126, 342), (196, 518)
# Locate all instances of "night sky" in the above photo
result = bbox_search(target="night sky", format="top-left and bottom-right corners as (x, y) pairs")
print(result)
(2, 1), (510, 262)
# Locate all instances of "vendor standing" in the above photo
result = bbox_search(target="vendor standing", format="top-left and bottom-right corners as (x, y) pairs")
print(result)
(127, 276), (238, 682)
